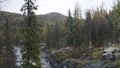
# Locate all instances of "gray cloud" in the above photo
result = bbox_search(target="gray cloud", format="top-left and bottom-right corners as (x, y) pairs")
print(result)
(1, 0), (114, 16)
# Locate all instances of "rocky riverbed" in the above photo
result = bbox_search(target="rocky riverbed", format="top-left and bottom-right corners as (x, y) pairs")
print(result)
(14, 42), (120, 68)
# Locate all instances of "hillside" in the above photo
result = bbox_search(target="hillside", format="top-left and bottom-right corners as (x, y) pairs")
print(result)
(0, 11), (67, 24)
(38, 12), (66, 25)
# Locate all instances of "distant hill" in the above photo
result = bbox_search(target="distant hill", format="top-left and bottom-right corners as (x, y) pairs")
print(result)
(38, 12), (66, 25)
(0, 11), (67, 25)
(0, 11), (23, 22)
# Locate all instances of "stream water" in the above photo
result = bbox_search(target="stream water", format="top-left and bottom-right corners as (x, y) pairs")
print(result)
(14, 46), (62, 68)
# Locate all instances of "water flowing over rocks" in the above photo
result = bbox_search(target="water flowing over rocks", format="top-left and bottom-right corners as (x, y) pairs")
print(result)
(102, 42), (120, 60)
(14, 42), (120, 68)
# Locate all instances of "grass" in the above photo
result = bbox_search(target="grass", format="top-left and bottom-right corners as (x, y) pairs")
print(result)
(91, 50), (103, 59)
(50, 45), (104, 61)
(115, 61), (120, 67)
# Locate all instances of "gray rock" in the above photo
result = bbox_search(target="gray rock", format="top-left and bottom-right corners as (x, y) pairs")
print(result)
(81, 54), (95, 61)
(62, 60), (78, 68)
(114, 54), (120, 60)
(114, 48), (120, 52)
(82, 60), (101, 68)
(106, 42), (112, 47)
(82, 60), (115, 68)
(102, 52), (113, 60)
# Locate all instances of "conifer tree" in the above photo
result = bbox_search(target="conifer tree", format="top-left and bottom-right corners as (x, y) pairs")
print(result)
(65, 10), (74, 46)
(84, 10), (92, 46)
(21, 0), (41, 68)
(112, 0), (120, 43)
(73, 3), (83, 46)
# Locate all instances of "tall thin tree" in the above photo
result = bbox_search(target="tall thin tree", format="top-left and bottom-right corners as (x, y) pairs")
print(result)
(84, 10), (92, 46)
(21, 0), (41, 68)
(65, 10), (74, 46)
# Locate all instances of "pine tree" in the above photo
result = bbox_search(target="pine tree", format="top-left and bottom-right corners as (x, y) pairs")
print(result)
(46, 23), (51, 48)
(91, 8), (109, 46)
(65, 10), (74, 46)
(84, 10), (92, 46)
(73, 3), (83, 47)
(54, 23), (60, 47)
(21, 0), (41, 68)
(112, 0), (120, 43)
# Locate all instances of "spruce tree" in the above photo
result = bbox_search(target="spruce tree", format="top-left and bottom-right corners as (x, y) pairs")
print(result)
(84, 10), (92, 46)
(73, 3), (83, 47)
(65, 10), (74, 46)
(112, 0), (120, 43)
(21, 0), (41, 68)
(54, 23), (60, 47)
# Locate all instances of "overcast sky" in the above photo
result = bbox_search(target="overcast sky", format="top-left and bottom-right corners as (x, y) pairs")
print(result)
(1, 0), (114, 16)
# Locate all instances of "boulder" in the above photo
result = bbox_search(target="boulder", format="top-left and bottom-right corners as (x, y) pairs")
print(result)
(62, 61), (78, 68)
(104, 47), (115, 53)
(106, 42), (112, 47)
(82, 60), (115, 68)
(102, 52), (113, 60)
(114, 54), (120, 60)
(81, 55), (95, 61)
(82, 60), (102, 68)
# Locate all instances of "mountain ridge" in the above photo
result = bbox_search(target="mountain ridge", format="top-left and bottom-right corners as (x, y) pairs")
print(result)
(0, 11), (66, 17)
(0, 11), (67, 24)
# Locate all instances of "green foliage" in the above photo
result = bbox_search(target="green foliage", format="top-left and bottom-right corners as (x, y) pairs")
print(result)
(65, 4), (84, 47)
(65, 10), (74, 46)
(0, 12), (16, 68)
(52, 47), (82, 61)
(21, 0), (41, 68)
(53, 49), (70, 61)
(84, 10), (92, 45)
(115, 61), (120, 67)
(112, 0), (120, 43)
(73, 4), (84, 47)
(1, 1), (120, 67)
(91, 50), (103, 59)
(91, 8), (110, 46)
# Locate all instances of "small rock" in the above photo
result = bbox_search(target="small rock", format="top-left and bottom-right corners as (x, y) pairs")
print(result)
(102, 52), (113, 60)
